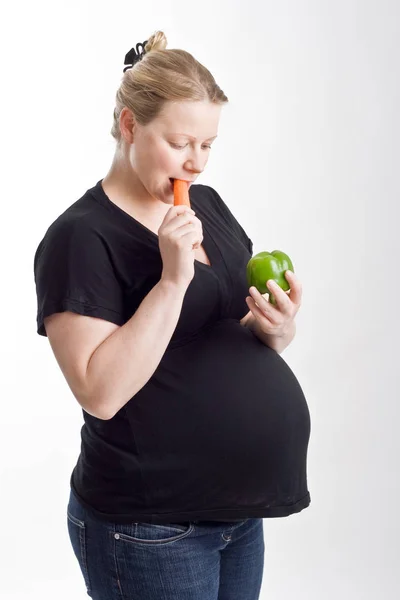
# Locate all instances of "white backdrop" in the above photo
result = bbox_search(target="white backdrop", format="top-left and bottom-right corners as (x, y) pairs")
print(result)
(1, 0), (399, 598)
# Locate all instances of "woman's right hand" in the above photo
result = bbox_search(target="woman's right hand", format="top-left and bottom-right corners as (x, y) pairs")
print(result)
(158, 205), (203, 289)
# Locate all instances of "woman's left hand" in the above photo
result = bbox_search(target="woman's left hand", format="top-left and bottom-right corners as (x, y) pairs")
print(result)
(245, 270), (302, 337)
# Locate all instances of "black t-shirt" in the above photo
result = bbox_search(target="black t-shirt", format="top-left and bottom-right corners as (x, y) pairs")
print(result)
(34, 179), (311, 524)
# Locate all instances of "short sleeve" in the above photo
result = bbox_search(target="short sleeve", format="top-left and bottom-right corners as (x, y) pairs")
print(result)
(34, 219), (125, 337)
(207, 186), (253, 255)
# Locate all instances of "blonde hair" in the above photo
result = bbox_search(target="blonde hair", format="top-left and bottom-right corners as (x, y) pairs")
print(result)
(111, 31), (229, 144)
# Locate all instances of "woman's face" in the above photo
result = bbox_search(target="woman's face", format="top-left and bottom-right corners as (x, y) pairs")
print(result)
(128, 100), (222, 204)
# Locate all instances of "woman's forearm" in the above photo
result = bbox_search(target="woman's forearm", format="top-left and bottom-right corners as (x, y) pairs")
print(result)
(85, 278), (187, 419)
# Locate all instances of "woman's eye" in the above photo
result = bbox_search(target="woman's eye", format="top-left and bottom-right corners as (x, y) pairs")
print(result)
(170, 143), (212, 150)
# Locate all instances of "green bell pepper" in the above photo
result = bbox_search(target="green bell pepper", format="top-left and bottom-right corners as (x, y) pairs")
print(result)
(246, 250), (294, 305)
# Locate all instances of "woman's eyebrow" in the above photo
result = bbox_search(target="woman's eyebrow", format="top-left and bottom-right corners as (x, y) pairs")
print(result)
(171, 133), (218, 141)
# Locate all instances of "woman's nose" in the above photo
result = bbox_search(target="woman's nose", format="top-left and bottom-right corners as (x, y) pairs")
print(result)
(184, 149), (207, 174)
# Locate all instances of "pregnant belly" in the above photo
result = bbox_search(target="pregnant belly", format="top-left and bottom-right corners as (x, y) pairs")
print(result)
(129, 319), (311, 508)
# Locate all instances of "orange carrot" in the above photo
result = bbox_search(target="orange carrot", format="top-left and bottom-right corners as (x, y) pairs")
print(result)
(173, 179), (191, 207)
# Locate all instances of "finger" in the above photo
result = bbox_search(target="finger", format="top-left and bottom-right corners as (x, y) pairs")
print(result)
(249, 286), (280, 324)
(162, 205), (195, 226)
(266, 280), (292, 314)
(246, 296), (275, 328)
(284, 271), (302, 307)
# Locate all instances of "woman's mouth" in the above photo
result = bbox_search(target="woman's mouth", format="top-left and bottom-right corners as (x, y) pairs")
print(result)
(169, 178), (192, 185)
(168, 179), (193, 196)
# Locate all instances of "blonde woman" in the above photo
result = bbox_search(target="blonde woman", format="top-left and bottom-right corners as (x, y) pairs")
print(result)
(34, 31), (311, 600)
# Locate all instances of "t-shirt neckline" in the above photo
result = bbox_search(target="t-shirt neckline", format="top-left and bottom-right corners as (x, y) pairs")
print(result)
(93, 179), (215, 270)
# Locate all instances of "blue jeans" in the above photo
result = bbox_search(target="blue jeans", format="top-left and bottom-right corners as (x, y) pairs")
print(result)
(67, 487), (265, 599)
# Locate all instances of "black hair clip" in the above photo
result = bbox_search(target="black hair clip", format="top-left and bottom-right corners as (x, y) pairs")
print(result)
(123, 41), (148, 72)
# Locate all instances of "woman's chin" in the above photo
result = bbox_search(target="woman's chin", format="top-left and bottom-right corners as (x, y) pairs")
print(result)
(159, 192), (174, 205)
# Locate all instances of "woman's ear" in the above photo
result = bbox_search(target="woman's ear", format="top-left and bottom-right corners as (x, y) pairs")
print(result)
(119, 107), (136, 144)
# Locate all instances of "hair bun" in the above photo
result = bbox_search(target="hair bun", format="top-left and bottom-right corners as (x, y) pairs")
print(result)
(145, 30), (168, 53)
(123, 31), (168, 73)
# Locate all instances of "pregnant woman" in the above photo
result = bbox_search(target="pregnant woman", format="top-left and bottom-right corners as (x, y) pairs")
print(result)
(34, 30), (311, 600)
